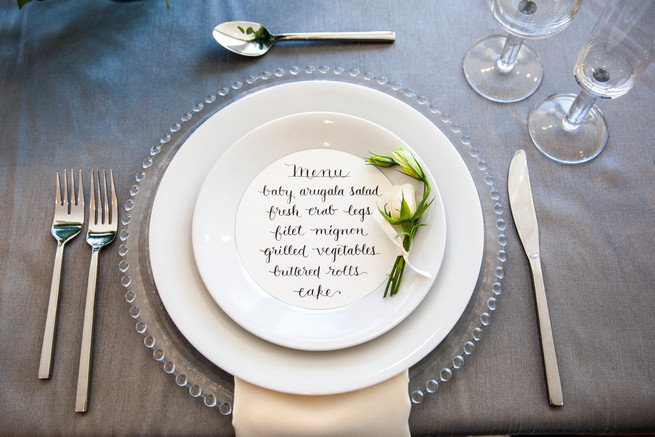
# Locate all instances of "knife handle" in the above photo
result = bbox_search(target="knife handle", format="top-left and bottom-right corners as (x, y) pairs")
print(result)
(529, 254), (564, 407)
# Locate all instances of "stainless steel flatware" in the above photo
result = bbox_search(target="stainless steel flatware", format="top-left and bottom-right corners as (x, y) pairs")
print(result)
(39, 170), (84, 380)
(213, 21), (395, 57)
(75, 169), (117, 413)
(508, 150), (564, 407)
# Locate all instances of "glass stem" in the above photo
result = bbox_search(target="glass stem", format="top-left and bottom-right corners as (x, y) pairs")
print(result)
(496, 34), (524, 73)
(563, 89), (597, 131)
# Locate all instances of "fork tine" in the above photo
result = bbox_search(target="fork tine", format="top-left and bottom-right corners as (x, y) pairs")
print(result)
(65, 170), (72, 214)
(55, 171), (63, 207)
(68, 169), (75, 211)
(90, 170), (97, 225)
(109, 170), (117, 225)
(76, 169), (84, 208)
(102, 170), (109, 224)
(69, 169), (75, 207)
(64, 170), (69, 211)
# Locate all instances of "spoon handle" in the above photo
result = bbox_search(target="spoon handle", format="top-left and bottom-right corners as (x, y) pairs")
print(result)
(277, 31), (395, 42)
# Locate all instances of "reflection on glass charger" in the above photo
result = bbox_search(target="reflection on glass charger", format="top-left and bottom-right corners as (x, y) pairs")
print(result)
(528, 1), (655, 164)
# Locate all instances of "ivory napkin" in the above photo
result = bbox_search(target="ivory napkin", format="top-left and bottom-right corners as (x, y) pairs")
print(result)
(232, 370), (411, 436)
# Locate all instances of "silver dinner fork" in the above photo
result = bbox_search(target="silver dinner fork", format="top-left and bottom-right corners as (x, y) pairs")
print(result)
(75, 169), (117, 413)
(39, 170), (84, 380)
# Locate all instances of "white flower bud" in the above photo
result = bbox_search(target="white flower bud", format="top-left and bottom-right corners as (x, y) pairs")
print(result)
(387, 183), (417, 221)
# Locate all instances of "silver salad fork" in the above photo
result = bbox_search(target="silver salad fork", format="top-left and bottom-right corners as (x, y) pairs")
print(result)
(75, 170), (117, 413)
(39, 170), (84, 380)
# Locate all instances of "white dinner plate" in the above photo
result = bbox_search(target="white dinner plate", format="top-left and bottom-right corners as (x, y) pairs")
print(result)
(149, 80), (483, 395)
(192, 112), (446, 351)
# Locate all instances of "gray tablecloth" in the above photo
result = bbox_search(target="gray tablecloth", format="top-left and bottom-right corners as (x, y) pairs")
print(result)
(2, 0), (654, 435)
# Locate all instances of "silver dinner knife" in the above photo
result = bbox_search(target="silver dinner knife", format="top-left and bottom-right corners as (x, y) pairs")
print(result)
(508, 150), (564, 407)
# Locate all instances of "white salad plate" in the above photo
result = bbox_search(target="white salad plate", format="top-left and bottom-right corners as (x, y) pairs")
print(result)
(192, 112), (446, 351)
(149, 80), (483, 395)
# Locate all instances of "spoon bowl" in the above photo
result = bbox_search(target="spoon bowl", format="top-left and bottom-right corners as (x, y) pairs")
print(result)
(213, 21), (395, 57)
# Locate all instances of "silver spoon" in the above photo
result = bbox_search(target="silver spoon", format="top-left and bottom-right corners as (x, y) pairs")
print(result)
(213, 21), (395, 57)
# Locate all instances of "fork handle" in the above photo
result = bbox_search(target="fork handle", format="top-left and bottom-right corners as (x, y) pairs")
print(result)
(38, 241), (66, 380)
(75, 247), (100, 413)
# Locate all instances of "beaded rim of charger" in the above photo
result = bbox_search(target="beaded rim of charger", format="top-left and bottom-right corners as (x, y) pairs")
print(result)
(118, 65), (506, 415)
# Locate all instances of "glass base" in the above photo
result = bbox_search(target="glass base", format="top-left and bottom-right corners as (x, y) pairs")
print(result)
(528, 93), (608, 165)
(462, 35), (543, 103)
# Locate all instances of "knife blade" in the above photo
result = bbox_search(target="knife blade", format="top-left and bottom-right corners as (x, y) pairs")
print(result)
(508, 150), (563, 407)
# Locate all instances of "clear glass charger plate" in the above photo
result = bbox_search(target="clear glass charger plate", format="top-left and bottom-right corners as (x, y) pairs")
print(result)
(118, 65), (507, 415)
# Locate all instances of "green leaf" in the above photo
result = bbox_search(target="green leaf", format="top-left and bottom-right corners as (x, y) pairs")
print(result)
(377, 206), (403, 225)
(238, 26), (245, 33)
(395, 231), (411, 240)
(399, 196), (412, 221)
(413, 196), (434, 221)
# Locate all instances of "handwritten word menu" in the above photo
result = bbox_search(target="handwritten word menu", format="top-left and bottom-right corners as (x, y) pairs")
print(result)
(235, 149), (398, 310)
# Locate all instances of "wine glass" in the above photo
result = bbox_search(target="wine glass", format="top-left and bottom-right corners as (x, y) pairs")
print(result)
(528, 1), (655, 165)
(463, 0), (583, 103)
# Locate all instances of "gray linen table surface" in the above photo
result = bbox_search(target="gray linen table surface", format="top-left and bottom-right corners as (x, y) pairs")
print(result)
(1, 0), (654, 435)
